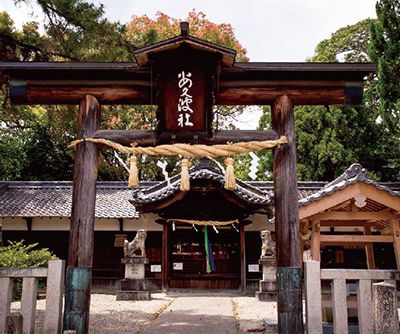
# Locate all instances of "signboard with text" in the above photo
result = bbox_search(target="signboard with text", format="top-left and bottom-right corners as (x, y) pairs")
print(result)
(153, 47), (216, 137)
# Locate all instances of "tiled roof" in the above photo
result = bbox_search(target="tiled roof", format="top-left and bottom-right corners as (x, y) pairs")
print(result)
(0, 182), (141, 219)
(0, 164), (399, 218)
(131, 165), (271, 206)
(299, 163), (400, 207)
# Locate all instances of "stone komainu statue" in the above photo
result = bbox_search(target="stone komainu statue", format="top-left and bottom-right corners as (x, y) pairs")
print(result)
(124, 229), (147, 257)
(260, 230), (276, 257)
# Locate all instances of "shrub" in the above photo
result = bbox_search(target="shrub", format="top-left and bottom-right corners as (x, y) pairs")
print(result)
(0, 240), (57, 299)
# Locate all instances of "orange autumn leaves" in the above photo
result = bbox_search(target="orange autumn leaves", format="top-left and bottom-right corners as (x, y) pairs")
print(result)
(125, 10), (249, 62)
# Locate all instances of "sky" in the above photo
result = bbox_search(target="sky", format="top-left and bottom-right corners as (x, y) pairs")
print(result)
(1, 0), (377, 62)
(0, 0), (378, 128)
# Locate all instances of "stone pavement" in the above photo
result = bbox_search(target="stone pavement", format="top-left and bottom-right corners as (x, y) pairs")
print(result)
(142, 295), (238, 334)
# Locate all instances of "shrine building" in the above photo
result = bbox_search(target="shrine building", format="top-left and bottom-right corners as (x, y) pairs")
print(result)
(1, 163), (399, 291)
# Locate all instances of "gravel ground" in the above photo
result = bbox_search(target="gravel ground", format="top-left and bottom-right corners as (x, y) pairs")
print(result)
(12, 293), (173, 334)
(232, 297), (277, 333)
(11, 292), (278, 334)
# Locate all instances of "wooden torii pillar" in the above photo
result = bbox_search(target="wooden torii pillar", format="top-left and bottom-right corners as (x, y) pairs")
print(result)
(272, 95), (302, 332)
(63, 95), (100, 333)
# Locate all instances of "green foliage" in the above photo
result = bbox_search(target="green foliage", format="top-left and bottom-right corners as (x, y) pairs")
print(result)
(294, 104), (399, 181)
(310, 19), (374, 62)
(255, 18), (400, 182)
(2, 0), (133, 61)
(0, 122), (75, 181)
(370, 0), (400, 135)
(0, 240), (56, 268)
(21, 123), (74, 180)
(0, 240), (57, 299)
(0, 6), (249, 182)
(0, 127), (26, 179)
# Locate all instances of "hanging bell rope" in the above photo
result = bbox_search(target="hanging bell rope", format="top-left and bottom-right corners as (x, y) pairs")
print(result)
(69, 136), (288, 190)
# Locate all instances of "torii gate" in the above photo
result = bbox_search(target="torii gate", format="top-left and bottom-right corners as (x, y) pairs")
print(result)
(0, 22), (375, 333)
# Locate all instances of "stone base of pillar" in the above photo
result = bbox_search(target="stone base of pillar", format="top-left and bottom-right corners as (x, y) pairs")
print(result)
(256, 256), (277, 302)
(256, 290), (277, 302)
(116, 257), (151, 301)
(116, 290), (151, 301)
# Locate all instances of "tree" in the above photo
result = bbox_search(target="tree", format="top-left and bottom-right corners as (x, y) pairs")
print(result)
(300, 19), (400, 181)
(0, 6), (249, 181)
(125, 11), (248, 61)
(370, 0), (400, 135)
(310, 19), (373, 62)
(255, 19), (400, 182)
(1, 0), (133, 62)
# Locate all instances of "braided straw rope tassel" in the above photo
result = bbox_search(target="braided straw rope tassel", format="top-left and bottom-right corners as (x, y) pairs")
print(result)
(180, 158), (190, 191)
(128, 156), (139, 188)
(224, 157), (236, 190)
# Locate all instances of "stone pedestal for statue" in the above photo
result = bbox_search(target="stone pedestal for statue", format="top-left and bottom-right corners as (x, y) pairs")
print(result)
(116, 257), (150, 300)
(256, 256), (277, 301)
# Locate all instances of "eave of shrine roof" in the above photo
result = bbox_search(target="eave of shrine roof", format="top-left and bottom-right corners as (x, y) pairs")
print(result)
(298, 163), (400, 207)
(133, 34), (237, 67)
(131, 166), (271, 206)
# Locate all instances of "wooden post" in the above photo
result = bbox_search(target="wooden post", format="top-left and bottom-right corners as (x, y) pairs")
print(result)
(272, 95), (303, 333)
(364, 226), (376, 269)
(390, 219), (400, 270)
(162, 222), (170, 291)
(240, 224), (246, 292)
(311, 221), (321, 261)
(63, 95), (100, 334)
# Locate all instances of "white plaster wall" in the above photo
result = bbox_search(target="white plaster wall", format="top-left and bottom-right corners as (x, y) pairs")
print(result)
(94, 218), (120, 231)
(2, 216), (162, 232)
(245, 213), (274, 232)
(26, 217), (121, 231)
(2, 213), (275, 233)
(2, 217), (28, 230)
(124, 213), (162, 231)
(32, 217), (70, 230)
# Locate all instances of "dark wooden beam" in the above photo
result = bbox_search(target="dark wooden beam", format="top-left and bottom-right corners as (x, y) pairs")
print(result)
(162, 223), (170, 292)
(91, 129), (280, 146)
(10, 83), (151, 105)
(63, 95), (100, 334)
(217, 86), (362, 105)
(24, 217), (32, 231)
(240, 224), (246, 292)
(10, 83), (362, 106)
(272, 95), (303, 333)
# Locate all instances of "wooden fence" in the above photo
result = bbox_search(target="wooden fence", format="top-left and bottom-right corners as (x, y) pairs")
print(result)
(0, 259), (65, 334)
(305, 260), (400, 334)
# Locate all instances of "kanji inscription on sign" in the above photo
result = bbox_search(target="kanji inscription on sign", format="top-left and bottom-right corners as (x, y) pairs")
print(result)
(177, 71), (194, 128)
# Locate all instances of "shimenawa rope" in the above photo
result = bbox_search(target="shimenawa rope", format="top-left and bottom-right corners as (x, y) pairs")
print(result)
(69, 136), (288, 190)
